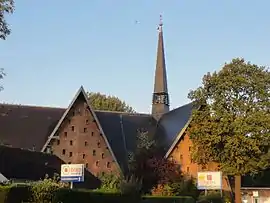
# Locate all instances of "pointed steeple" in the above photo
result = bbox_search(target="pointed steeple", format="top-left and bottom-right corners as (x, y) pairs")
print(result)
(152, 15), (170, 120)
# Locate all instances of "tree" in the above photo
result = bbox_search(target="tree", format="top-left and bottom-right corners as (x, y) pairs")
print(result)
(0, 0), (14, 91)
(0, 0), (14, 40)
(87, 92), (136, 113)
(188, 58), (270, 203)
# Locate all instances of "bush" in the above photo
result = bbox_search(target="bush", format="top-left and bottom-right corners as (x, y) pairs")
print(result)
(142, 196), (195, 203)
(0, 184), (31, 203)
(53, 189), (140, 203)
(197, 191), (231, 203)
(31, 174), (68, 203)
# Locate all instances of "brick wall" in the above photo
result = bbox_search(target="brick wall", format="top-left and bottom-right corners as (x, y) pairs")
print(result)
(51, 94), (119, 176)
(169, 131), (231, 191)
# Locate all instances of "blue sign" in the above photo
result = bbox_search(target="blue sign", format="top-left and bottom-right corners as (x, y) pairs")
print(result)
(60, 164), (85, 183)
(61, 176), (84, 183)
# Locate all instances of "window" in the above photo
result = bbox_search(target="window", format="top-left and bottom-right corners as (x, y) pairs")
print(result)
(97, 142), (101, 148)
(68, 162), (71, 164)
(91, 132), (94, 136)
(86, 119), (89, 125)
(187, 167), (190, 173)
(189, 146), (191, 151)
(85, 163), (88, 168)
(68, 119), (71, 124)
(93, 150), (96, 156)
(180, 154), (183, 160)
(71, 126), (75, 131)
(253, 197), (259, 203)
(69, 152), (73, 157)
(84, 128), (87, 133)
(83, 154), (86, 159)
(57, 140), (60, 145)
(62, 149), (66, 155)
(84, 141), (88, 146)
(95, 161), (99, 167)
(100, 133), (102, 136)
(101, 153), (105, 159)
(106, 162), (111, 168)
(70, 140), (73, 146)
(77, 108), (81, 116)
(64, 132), (67, 137)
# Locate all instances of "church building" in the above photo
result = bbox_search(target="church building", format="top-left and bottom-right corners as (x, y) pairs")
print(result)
(0, 17), (231, 190)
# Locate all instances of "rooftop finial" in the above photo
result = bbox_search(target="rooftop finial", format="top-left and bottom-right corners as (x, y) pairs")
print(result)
(157, 14), (163, 32)
(159, 14), (163, 27)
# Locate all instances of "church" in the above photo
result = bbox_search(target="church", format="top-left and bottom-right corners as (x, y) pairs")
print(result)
(0, 18), (231, 189)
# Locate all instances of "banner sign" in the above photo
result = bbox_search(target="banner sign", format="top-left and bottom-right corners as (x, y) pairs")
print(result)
(197, 171), (222, 190)
(61, 164), (84, 183)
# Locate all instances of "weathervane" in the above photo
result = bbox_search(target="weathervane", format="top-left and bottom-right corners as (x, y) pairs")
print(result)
(158, 14), (163, 32)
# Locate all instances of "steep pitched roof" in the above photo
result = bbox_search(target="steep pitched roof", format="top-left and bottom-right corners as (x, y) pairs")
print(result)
(95, 111), (157, 173)
(155, 102), (194, 157)
(0, 146), (100, 188)
(0, 104), (64, 150)
(41, 86), (122, 172)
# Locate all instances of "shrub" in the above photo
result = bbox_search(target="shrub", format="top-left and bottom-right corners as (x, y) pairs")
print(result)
(197, 191), (231, 203)
(142, 196), (195, 203)
(94, 173), (122, 193)
(31, 174), (67, 203)
(0, 184), (31, 203)
(120, 175), (142, 195)
(53, 189), (140, 203)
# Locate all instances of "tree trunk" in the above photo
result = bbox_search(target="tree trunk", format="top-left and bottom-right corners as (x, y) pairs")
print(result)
(235, 175), (241, 203)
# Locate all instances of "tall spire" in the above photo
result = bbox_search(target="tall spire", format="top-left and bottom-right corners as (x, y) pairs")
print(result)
(152, 15), (170, 120)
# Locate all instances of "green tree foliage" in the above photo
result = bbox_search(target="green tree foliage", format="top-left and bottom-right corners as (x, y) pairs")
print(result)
(0, 0), (14, 40)
(0, 0), (14, 90)
(188, 58), (270, 203)
(188, 58), (270, 175)
(87, 92), (136, 113)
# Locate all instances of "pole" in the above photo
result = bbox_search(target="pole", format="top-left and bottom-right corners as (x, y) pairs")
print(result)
(70, 182), (73, 189)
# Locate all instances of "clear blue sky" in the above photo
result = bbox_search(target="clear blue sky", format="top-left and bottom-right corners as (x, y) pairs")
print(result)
(0, 1), (269, 113)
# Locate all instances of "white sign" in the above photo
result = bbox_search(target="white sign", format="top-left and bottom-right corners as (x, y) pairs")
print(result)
(197, 171), (222, 190)
(253, 191), (259, 197)
(60, 164), (85, 182)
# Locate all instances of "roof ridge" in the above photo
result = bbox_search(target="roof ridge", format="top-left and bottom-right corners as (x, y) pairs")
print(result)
(0, 103), (65, 110)
(94, 109), (151, 116)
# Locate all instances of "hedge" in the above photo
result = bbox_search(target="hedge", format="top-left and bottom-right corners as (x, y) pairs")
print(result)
(0, 185), (195, 203)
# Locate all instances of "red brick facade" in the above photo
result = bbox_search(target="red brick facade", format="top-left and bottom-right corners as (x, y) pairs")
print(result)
(168, 131), (232, 191)
(50, 94), (119, 176)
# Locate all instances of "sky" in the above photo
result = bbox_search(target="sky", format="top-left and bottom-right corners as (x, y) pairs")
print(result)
(0, 0), (270, 113)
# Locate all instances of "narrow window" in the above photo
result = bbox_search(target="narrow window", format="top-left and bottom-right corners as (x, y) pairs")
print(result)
(64, 132), (67, 137)
(180, 154), (183, 160)
(106, 162), (111, 168)
(84, 141), (88, 146)
(84, 128), (87, 133)
(101, 153), (105, 159)
(100, 133), (102, 136)
(189, 146), (191, 151)
(91, 132), (94, 136)
(71, 126), (75, 131)
(97, 142), (101, 148)
(62, 149), (66, 155)
(69, 152), (73, 157)
(68, 162), (71, 164)
(93, 150), (96, 156)
(86, 119), (89, 125)
(83, 154), (86, 159)
(70, 140), (73, 146)
(57, 140), (60, 145)
(95, 161), (99, 167)
(187, 167), (190, 173)
(85, 163), (88, 168)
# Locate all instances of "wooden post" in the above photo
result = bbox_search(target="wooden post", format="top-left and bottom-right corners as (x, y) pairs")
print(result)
(235, 175), (241, 203)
